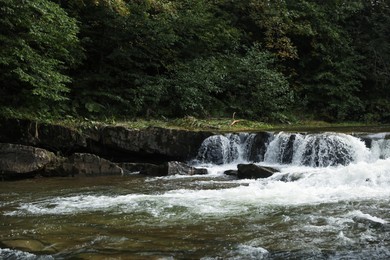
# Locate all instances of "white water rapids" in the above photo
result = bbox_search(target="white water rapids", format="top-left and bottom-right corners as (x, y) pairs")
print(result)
(1, 131), (390, 259)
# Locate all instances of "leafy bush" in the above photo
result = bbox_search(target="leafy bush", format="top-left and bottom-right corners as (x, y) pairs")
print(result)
(160, 44), (294, 120)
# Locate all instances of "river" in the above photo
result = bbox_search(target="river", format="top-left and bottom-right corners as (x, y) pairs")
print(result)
(1, 131), (390, 259)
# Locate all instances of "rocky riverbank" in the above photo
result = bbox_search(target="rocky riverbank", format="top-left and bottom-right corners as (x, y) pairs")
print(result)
(0, 118), (214, 180)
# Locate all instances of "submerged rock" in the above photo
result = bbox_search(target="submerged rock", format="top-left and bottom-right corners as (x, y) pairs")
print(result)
(0, 239), (56, 254)
(0, 143), (56, 179)
(237, 163), (278, 179)
(140, 161), (207, 176)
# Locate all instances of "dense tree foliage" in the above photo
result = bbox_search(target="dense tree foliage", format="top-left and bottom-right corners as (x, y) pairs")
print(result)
(1, 0), (390, 122)
(0, 0), (81, 115)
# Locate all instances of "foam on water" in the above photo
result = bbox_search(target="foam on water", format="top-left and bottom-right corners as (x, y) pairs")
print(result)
(0, 248), (53, 260)
(6, 158), (390, 218)
(347, 210), (388, 224)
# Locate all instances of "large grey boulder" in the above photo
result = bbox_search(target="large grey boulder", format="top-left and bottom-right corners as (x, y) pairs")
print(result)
(0, 143), (56, 179)
(43, 153), (123, 177)
(140, 161), (207, 176)
(237, 163), (278, 179)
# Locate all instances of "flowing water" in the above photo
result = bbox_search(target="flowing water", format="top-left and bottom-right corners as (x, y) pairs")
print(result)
(1, 132), (390, 259)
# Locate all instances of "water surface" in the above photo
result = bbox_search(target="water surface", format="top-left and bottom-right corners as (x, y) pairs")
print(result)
(1, 131), (390, 259)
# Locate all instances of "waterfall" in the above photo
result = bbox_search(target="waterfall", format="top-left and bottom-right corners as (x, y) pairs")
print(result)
(195, 133), (258, 164)
(195, 131), (390, 167)
(264, 132), (370, 167)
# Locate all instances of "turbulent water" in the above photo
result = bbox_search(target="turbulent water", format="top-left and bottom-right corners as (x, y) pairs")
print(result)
(1, 131), (390, 259)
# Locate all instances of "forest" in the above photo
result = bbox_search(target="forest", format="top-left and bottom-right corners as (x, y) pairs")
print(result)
(1, 0), (390, 123)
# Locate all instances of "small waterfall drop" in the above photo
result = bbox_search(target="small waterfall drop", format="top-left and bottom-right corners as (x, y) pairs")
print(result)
(195, 131), (390, 167)
(264, 132), (371, 167)
(196, 133), (258, 164)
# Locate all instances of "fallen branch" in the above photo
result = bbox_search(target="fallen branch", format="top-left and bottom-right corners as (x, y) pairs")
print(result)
(230, 112), (242, 126)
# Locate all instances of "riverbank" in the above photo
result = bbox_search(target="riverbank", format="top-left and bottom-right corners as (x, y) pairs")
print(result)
(1, 116), (389, 181)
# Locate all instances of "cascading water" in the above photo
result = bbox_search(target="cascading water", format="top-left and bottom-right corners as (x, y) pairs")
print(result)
(264, 132), (371, 167)
(195, 131), (390, 167)
(195, 133), (257, 164)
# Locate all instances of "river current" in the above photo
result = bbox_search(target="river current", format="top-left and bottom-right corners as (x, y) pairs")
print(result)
(1, 132), (390, 259)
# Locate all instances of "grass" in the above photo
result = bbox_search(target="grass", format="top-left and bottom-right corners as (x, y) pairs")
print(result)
(1, 106), (386, 133)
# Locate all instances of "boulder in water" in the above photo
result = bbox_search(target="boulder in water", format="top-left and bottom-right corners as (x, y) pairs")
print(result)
(237, 164), (278, 179)
(118, 162), (159, 175)
(224, 170), (238, 176)
(0, 143), (57, 179)
(140, 161), (207, 176)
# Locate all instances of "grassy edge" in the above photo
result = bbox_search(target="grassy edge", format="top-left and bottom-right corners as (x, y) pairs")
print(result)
(1, 106), (387, 132)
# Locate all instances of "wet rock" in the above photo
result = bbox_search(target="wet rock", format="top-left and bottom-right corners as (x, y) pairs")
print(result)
(43, 153), (123, 177)
(247, 132), (272, 162)
(139, 164), (166, 176)
(118, 162), (159, 175)
(224, 170), (238, 176)
(166, 161), (207, 176)
(0, 239), (56, 253)
(140, 161), (207, 176)
(237, 164), (278, 179)
(69, 153), (124, 177)
(98, 126), (213, 161)
(0, 143), (56, 179)
(196, 135), (231, 165)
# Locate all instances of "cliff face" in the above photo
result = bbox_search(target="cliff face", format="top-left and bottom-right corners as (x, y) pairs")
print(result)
(0, 118), (214, 161)
(0, 118), (214, 180)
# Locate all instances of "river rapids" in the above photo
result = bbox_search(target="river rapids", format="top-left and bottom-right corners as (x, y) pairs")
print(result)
(1, 131), (390, 259)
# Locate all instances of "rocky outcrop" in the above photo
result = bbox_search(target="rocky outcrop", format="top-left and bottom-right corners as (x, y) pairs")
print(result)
(0, 118), (213, 162)
(0, 143), (56, 179)
(95, 126), (213, 161)
(247, 132), (272, 162)
(43, 153), (124, 177)
(140, 161), (208, 176)
(0, 118), (87, 154)
(237, 163), (278, 179)
(0, 141), (209, 179)
(0, 144), (125, 179)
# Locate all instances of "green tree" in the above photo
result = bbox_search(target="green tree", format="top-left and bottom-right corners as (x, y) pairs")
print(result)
(222, 45), (293, 120)
(282, 0), (365, 120)
(160, 45), (293, 120)
(60, 0), (240, 117)
(346, 0), (390, 122)
(0, 0), (81, 114)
